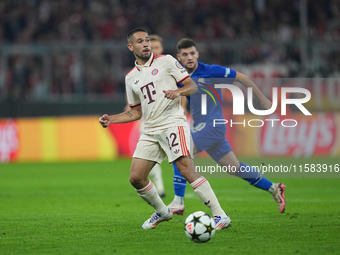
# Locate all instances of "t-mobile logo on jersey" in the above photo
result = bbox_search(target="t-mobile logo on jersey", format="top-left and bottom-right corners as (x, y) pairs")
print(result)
(141, 82), (156, 104)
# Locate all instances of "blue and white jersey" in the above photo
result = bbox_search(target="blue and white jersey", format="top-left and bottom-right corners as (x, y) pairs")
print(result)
(178, 61), (237, 159)
(183, 61), (236, 126)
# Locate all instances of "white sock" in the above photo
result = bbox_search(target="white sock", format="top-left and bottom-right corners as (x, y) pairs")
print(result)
(174, 195), (184, 205)
(268, 183), (277, 194)
(149, 164), (165, 195)
(191, 177), (225, 216)
(136, 181), (168, 215)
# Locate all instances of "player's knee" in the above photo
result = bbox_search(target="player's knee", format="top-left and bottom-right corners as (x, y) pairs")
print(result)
(129, 173), (150, 189)
(129, 174), (142, 188)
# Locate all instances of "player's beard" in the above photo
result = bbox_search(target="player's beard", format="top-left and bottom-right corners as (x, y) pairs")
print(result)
(185, 65), (196, 74)
(135, 51), (151, 62)
(184, 62), (197, 74)
(186, 67), (195, 73)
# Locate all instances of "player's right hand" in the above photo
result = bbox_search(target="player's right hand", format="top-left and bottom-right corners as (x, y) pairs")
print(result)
(163, 90), (180, 100)
(99, 114), (110, 128)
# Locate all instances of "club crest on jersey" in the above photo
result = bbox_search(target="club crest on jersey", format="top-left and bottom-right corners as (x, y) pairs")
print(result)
(175, 61), (184, 69)
(151, 69), (158, 75)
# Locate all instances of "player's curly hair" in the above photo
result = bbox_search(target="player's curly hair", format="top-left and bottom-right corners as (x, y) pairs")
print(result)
(177, 38), (197, 52)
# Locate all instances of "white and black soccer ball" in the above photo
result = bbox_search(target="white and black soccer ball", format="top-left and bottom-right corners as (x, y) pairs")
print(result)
(184, 211), (216, 243)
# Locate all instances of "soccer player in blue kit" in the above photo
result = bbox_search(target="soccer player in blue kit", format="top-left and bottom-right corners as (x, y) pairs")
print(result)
(168, 38), (286, 215)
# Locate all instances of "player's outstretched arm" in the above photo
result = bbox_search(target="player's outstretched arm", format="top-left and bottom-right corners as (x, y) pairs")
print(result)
(99, 105), (142, 128)
(235, 72), (272, 110)
(163, 77), (198, 100)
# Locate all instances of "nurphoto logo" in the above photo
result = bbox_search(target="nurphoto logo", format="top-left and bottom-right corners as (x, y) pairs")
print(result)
(200, 84), (312, 128)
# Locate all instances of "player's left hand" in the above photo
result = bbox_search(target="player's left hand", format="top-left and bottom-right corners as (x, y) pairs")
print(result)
(163, 90), (180, 100)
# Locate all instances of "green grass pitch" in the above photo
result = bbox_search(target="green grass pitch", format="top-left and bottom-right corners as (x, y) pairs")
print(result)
(1, 157), (340, 255)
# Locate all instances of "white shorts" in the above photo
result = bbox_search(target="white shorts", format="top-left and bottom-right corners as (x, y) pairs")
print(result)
(133, 126), (193, 164)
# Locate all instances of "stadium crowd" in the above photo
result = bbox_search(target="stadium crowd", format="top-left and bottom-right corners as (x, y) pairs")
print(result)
(0, 0), (339, 100)
(1, 0), (339, 43)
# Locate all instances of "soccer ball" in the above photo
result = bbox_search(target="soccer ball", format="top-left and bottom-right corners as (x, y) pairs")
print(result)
(184, 211), (216, 243)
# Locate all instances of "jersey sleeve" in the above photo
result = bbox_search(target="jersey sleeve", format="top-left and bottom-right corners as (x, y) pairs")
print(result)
(208, 64), (237, 79)
(165, 55), (190, 83)
(125, 78), (140, 107)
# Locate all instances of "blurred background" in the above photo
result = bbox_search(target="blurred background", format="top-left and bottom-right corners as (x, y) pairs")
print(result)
(0, 0), (339, 162)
